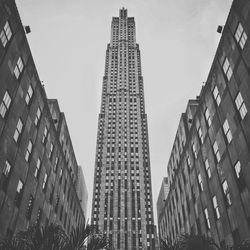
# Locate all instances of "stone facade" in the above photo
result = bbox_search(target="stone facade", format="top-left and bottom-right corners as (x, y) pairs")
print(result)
(157, 177), (169, 241)
(76, 165), (88, 216)
(0, 0), (87, 238)
(157, 0), (250, 247)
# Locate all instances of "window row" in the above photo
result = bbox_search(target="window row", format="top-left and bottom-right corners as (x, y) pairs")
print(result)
(0, 84), (35, 120)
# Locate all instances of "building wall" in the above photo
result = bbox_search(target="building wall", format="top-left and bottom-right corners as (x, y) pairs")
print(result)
(0, 0), (87, 238)
(91, 8), (156, 250)
(157, 177), (169, 241)
(157, 0), (250, 247)
(76, 165), (88, 216)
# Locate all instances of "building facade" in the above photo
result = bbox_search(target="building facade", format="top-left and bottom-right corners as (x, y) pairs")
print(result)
(76, 165), (88, 216)
(157, 177), (169, 241)
(91, 8), (156, 250)
(0, 0), (87, 238)
(157, 0), (250, 247)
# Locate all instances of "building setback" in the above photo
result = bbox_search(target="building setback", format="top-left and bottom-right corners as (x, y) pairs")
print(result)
(157, 177), (169, 241)
(157, 0), (250, 247)
(76, 165), (88, 217)
(91, 8), (156, 250)
(0, 0), (87, 238)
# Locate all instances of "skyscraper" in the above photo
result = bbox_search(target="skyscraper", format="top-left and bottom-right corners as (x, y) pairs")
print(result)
(91, 8), (156, 250)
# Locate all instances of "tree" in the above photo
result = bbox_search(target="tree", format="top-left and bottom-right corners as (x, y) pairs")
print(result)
(0, 223), (66, 250)
(0, 236), (19, 250)
(234, 239), (250, 250)
(159, 234), (250, 250)
(177, 234), (220, 250)
(86, 233), (111, 250)
(160, 238), (178, 250)
(63, 223), (93, 250)
(0, 223), (111, 250)
(63, 223), (110, 250)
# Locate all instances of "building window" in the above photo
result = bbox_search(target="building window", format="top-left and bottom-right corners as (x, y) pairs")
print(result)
(213, 141), (220, 163)
(1, 160), (12, 192)
(222, 180), (232, 207)
(223, 119), (232, 143)
(186, 155), (191, 168)
(42, 126), (48, 144)
(59, 169), (63, 184)
(34, 158), (41, 179)
(205, 108), (211, 127)
(212, 86), (221, 106)
(222, 57), (233, 81)
(48, 143), (54, 159)
(205, 159), (211, 178)
(34, 107), (41, 126)
(0, 21), (12, 47)
(2, 160), (12, 178)
(42, 173), (48, 192)
(54, 157), (59, 172)
(204, 208), (211, 229)
(234, 161), (245, 191)
(36, 208), (42, 225)
(198, 127), (204, 144)
(25, 140), (33, 162)
(14, 57), (24, 79)
(192, 143), (197, 159)
(13, 118), (23, 142)
(0, 91), (11, 118)
(234, 161), (241, 178)
(198, 174), (203, 191)
(212, 196), (220, 219)
(235, 92), (247, 119)
(15, 180), (24, 207)
(26, 195), (34, 220)
(235, 22), (248, 49)
(25, 85), (33, 105)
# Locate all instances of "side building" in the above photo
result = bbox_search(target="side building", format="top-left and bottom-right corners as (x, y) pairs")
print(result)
(91, 8), (156, 250)
(157, 0), (250, 247)
(76, 165), (88, 217)
(0, 0), (87, 238)
(157, 177), (169, 241)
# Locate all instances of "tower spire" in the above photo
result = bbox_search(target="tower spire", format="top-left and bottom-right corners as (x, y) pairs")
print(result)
(119, 7), (127, 18)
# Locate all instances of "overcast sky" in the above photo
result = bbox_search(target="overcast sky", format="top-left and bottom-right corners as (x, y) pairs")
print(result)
(16, 0), (233, 224)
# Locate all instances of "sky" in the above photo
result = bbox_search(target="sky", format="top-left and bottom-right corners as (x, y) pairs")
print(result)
(16, 0), (233, 224)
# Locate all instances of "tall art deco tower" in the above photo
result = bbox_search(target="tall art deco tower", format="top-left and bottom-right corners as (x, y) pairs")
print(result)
(91, 8), (156, 250)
